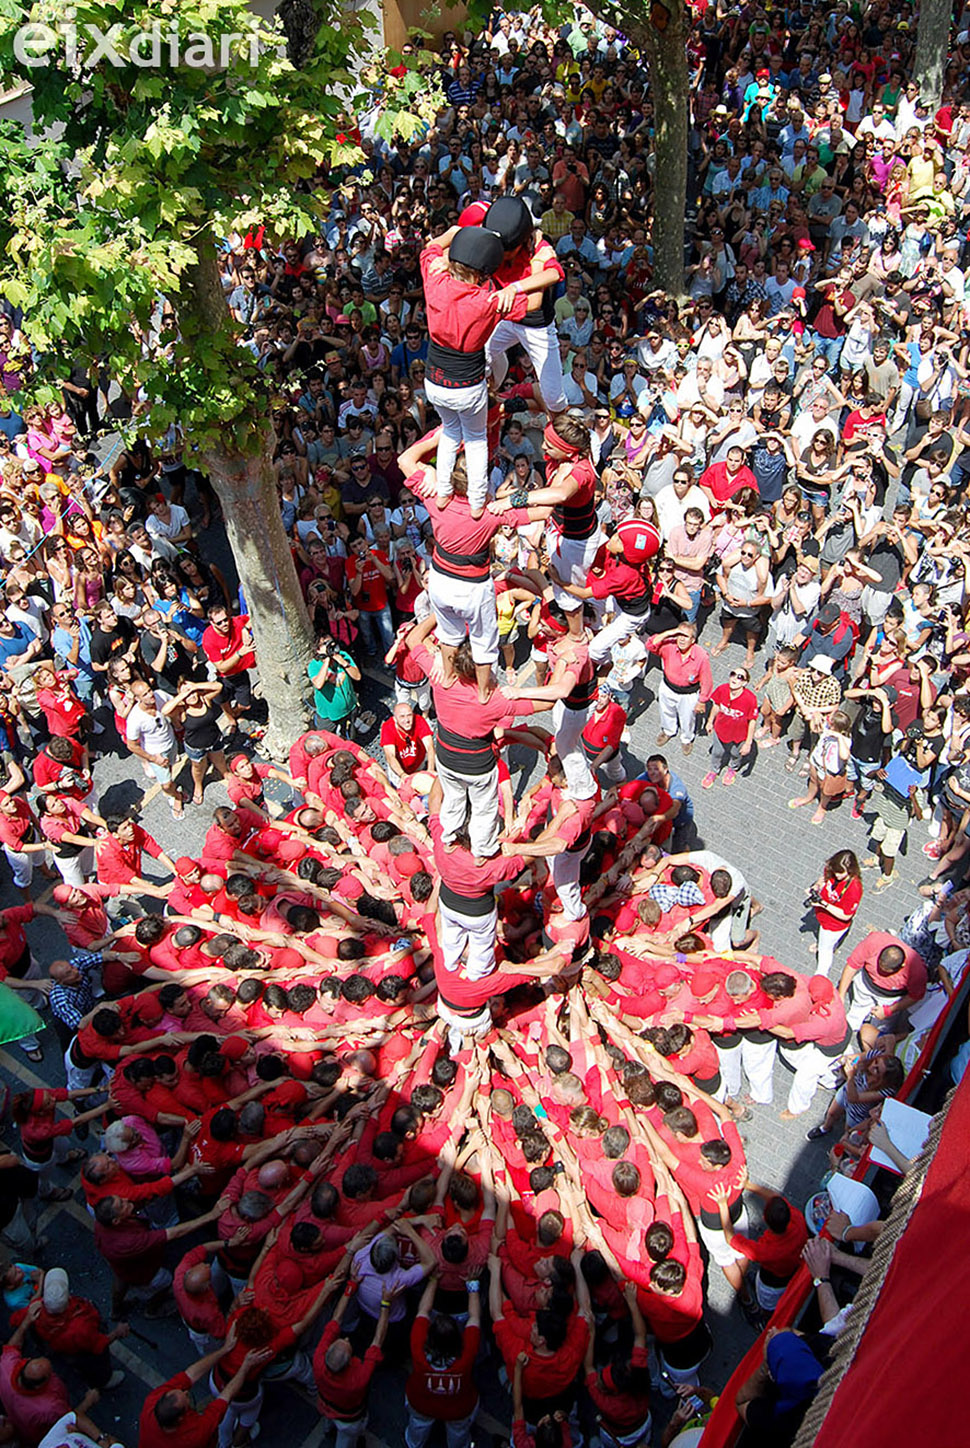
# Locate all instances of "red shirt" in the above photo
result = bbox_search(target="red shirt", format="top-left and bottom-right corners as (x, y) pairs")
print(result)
(699, 459), (758, 503)
(411, 642), (537, 772)
(32, 739), (88, 798)
(645, 637), (713, 699)
(201, 614), (255, 675)
(12, 1296), (110, 1357)
(493, 1308), (589, 1399)
(0, 1346), (71, 1447)
(96, 824), (164, 886)
(344, 550), (389, 613)
(0, 904), (34, 976)
(814, 874), (862, 933)
(729, 1206), (809, 1278)
(845, 930), (927, 1000)
(139, 1371), (227, 1448)
(0, 794), (35, 850)
(379, 713), (432, 774)
(582, 700), (626, 758)
(226, 761), (272, 807)
(314, 1319), (383, 1420)
(406, 1317), (481, 1419)
(711, 682), (758, 743)
(587, 551), (649, 607)
(420, 241), (527, 358)
(35, 681), (86, 738)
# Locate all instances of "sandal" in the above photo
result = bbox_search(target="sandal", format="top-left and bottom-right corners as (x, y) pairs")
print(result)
(785, 754), (800, 773)
(21, 1046), (43, 1063)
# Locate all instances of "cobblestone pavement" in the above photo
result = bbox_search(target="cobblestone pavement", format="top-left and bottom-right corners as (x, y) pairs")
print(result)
(0, 524), (929, 1442)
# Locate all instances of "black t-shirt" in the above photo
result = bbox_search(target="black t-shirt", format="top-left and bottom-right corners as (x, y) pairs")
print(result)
(182, 699), (222, 752)
(139, 629), (198, 691)
(90, 614), (136, 667)
(851, 699), (890, 762)
(866, 537), (905, 593)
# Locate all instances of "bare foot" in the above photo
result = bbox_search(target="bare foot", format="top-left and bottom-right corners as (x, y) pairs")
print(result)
(711, 642), (729, 656)
(779, 1110), (800, 1122)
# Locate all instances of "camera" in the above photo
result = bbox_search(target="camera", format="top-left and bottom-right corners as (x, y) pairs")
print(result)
(805, 886), (822, 906)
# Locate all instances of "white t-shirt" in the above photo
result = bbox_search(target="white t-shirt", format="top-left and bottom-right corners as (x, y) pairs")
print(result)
(126, 695), (177, 757)
(146, 503), (190, 542)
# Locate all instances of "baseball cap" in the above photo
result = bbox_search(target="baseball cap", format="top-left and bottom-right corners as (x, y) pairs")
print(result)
(654, 964), (682, 989)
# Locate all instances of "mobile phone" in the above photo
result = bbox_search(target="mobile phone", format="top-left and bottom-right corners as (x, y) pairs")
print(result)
(682, 1393), (705, 1415)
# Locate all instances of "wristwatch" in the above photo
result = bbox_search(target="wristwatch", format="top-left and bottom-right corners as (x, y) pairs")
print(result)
(812, 1275), (831, 1287)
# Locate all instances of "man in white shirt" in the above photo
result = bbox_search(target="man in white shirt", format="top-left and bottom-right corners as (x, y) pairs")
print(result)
(655, 468), (712, 540)
(854, 101), (896, 143)
(124, 680), (184, 814)
(791, 394), (840, 455)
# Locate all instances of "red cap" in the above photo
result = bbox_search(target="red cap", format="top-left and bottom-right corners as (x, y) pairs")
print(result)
(52, 884), (75, 904)
(273, 1080), (308, 1107)
(175, 857), (198, 875)
(792, 285), (807, 298)
(757, 67), (770, 78)
(459, 200), (489, 226)
(797, 237), (815, 250)
(654, 964), (681, 989)
(809, 977), (836, 1004)
(137, 996), (163, 1026)
(395, 851), (423, 878)
(289, 1052), (319, 1080)
(616, 517), (662, 565)
(275, 1259), (304, 1293)
(220, 1035), (250, 1061)
(691, 969), (720, 998)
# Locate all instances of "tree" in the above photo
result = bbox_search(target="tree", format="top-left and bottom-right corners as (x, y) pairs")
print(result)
(604, 0), (689, 300)
(913, 0), (952, 109)
(0, 0), (439, 754)
(459, 0), (689, 297)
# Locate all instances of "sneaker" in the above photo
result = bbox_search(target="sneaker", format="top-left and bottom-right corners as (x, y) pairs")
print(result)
(851, 800), (863, 820)
(873, 871), (899, 891)
(723, 768), (737, 786)
(682, 741), (693, 756)
(106, 1370), (125, 1390)
(806, 1124), (830, 1141)
(656, 731), (672, 746)
(922, 839), (944, 858)
(701, 771), (717, 789)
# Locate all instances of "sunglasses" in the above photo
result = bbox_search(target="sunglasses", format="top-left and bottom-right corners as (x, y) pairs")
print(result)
(730, 670), (748, 680)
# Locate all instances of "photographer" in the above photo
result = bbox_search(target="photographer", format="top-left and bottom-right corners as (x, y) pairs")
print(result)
(307, 636), (364, 737)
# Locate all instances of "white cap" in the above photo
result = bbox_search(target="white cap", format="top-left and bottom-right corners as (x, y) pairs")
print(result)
(43, 1267), (70, 1313)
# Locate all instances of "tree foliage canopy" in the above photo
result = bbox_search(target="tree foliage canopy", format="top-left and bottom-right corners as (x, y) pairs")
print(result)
(0, 0), (440, 451)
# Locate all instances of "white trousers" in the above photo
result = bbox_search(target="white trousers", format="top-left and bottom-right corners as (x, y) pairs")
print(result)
(658, 681), (699, 744)
(3, 844), (34, 891)
(698, 1205), (749, 1267)
(845, 975), (896, 1031)
(65, 1038), (100, 1091)
(437, 762), (500, 858)
(424, 377), (490, 513)
(428, 567), (499, 664)
(815, 924), (849, 979)
(717, 1036), (777, 1104)
(54, 848), (95, 888)
(439, 901), (498, 980)
(553, 700), (595, 796)
(395, 676), (432, 713)
(781, 1042), (839, 1116)
(486, 318), (568, 413)
(551, 847), (586, 921)
(548, 530), (602, 611)
(590, 604), (647, 664)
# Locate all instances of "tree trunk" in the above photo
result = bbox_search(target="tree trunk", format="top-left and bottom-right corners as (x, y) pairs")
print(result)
(644, 17), (690, 301)
(202, 443), (314, 757)
(594, 4), (690, 300)
(181, 243), (314, 758)
(913, 0), (952, 108)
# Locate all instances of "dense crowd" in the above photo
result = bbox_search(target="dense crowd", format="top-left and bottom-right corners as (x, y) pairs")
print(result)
(2, 5), (970, 1448)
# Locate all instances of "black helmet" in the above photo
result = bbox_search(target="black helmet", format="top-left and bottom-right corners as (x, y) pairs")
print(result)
(484, 196), (534, 251)
(449, 225), (505, 276)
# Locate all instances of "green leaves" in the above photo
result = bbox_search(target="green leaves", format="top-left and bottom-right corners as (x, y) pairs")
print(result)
(0, 0), (442, 453)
